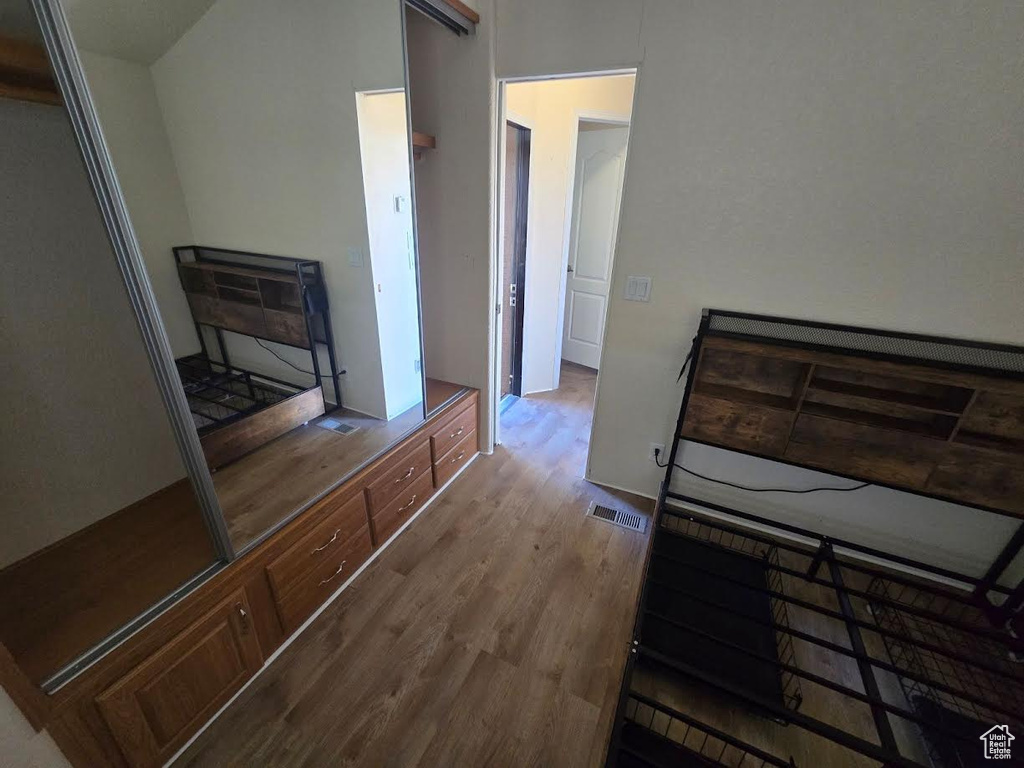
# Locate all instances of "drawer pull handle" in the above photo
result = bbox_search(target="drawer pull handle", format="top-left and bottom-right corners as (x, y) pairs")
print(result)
(312, 529), (340, 554)
(450, 426), (464, 439)
(236, 603), (250, 634)
(394, 467), (415, 484)
(318, 560), (347, 586)
(450, 451), (465, 464)
(399, 494), (417, 512)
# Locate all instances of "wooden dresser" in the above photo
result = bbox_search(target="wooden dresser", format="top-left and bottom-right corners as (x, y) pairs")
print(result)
(4, 390), (479, 768)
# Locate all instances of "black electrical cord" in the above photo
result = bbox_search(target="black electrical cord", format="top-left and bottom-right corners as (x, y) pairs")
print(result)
(654, 448), (870, 494)
(255, 338), (315, 376)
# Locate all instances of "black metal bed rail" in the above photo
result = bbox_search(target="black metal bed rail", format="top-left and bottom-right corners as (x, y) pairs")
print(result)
(644, 567), (1022, 722)
(623, 691), (795, 767)
(658, 508), (1007, 647)
(764, 548), (803, 713)
(638, 606), (988, 748)
(637, 645), (927, 768)
(656, 510), (804, 711)
(176, 356), (302, 433)
(177, 354), (306, 393)
(659, 503), (993, 616)
(643, 527), (1024, 764)
(177, 360), (257, 400)
(667, 491), (1012, 598)
(649, 540), (1024, 686)
(869, 578), (1024, 724)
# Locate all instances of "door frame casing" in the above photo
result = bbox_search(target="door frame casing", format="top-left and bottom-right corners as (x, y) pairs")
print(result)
(493, 106), (534, 435)
(491, 70), (640, 450)
(504, 117), (532, 399)
(554, 110), (631, 388)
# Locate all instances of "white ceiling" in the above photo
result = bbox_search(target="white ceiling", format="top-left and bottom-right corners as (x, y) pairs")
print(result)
(63, 0), (217, 64)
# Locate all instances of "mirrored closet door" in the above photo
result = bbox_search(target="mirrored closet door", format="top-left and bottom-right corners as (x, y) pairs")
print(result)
(59, 0), (429, 554)
(0, 0), (223, 689)
(2, 0), (430, 691)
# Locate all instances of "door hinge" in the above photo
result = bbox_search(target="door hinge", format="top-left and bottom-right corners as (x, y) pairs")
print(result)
(496, 302), (501, 314)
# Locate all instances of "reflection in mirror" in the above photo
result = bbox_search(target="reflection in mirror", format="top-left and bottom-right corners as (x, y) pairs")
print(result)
(0, 0), (219, 687)
(403, 4), (472, 418)
(64, 0), (428, 550)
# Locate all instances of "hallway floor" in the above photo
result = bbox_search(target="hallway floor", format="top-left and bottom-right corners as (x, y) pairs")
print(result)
(179, 363), (651, 768)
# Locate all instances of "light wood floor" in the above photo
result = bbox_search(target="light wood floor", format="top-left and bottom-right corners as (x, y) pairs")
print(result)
(177, 362), (652, 767)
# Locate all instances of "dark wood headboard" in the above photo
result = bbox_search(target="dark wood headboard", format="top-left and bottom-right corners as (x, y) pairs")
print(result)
(679, 311), (1024, 518)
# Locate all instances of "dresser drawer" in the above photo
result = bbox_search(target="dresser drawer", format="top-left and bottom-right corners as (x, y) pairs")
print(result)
(433, 430), (476, 488)
(366, 440), (432, 513)
(274, 527), (373, 633)
(265, 491), (368, 602)
(370, 468), (433, 546)
(430, 398), (478, 461)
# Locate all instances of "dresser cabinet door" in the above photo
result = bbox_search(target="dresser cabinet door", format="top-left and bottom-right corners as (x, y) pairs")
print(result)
(95, 590), (264, 768)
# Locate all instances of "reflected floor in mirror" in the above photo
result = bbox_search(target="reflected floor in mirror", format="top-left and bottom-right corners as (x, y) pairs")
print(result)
(214, 378), (467, 550)
(0, 481), (214, 686)
(425, 377), (467, 415)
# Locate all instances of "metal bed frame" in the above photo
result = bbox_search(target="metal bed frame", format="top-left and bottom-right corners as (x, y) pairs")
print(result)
(173, 245), (343, 408)
(176, 355), (304, 434)
(605, 310), (1024, 768)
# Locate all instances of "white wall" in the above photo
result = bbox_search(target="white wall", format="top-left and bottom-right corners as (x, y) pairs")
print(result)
(78, 51), (200, 359)
(0, 99), (187, 569)
(0, 688), (70, 768)
(356, 90), (423, 419)
(146, 0), (409, 418)
(406, 3), (496, 447)
(496, 0), (1024, 574)
(505, 75), (634, 394)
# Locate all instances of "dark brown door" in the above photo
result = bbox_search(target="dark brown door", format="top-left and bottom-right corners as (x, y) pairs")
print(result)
(501, 122), (530, 398)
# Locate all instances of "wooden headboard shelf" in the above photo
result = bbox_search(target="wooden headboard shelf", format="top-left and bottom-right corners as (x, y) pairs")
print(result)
(177, 259), (312, 349)
(680, 313), (1024, 518)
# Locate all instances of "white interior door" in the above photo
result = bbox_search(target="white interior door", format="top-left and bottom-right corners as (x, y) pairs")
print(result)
(561, 123), (628, 370)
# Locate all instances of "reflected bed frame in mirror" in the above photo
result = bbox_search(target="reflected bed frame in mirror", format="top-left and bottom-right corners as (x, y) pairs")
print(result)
(173, 246), (342, 470)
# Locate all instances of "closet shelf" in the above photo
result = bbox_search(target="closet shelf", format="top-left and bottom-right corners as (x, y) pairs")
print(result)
(443, 0), (479, 25)
(0, 35), (60, 106)
(412, 130), (436, 159)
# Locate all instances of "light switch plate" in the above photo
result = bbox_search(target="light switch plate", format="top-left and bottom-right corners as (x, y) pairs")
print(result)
(624, 275), (652, 302)
(347, 246), (364, 268)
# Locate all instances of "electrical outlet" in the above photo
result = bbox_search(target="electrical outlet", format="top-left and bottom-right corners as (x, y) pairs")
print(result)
(649, 443), (665, 463)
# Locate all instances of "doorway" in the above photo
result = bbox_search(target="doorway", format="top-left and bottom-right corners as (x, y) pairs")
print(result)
(500, 121), (530, 406)
(494, 73), (636, 450)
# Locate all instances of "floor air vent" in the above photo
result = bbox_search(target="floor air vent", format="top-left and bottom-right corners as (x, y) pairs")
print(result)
(315, 417), (360, 435)
(587, 502), (647, 533)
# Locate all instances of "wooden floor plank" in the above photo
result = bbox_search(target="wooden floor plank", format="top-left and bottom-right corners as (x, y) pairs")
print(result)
(177, 362), (651, 767)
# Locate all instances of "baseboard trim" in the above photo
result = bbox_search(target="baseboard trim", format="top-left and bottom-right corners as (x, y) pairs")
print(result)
(163, 451), (482, 767)
(583, 475), (658, 502)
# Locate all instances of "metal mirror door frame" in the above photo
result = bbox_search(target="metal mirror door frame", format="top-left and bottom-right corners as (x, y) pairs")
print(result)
(28, 0), (235, 691)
